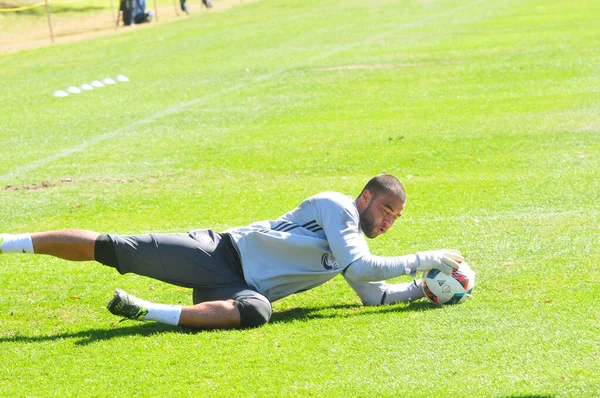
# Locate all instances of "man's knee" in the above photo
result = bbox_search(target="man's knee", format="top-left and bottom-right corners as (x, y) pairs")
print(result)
(233, 293), (272, 328)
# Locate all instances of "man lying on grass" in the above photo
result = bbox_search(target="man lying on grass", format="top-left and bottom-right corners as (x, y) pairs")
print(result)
(0, 174), (462, 329)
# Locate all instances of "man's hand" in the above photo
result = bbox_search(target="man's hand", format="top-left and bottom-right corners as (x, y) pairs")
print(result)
(406, 249), (463, 276)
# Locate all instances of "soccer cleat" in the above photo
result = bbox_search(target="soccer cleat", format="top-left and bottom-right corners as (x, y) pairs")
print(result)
(107, 289), (148, 321)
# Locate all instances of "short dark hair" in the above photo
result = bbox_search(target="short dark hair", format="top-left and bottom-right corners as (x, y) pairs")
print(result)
(359, 174), (406, 202)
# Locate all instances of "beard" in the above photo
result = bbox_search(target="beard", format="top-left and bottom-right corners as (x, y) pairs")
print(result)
(359, 202), (378, 238)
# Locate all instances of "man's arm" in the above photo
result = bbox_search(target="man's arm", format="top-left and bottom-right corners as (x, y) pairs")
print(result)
(343, 249), (463, 281)
(343, 276), (424, 306)
(309, 193), (462, 279)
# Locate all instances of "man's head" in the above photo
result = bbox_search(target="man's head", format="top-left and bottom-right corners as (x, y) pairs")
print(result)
(356, 174), (406, 239)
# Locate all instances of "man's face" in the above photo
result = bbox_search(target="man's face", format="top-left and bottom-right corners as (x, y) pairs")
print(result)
(358, 190), (405, 239)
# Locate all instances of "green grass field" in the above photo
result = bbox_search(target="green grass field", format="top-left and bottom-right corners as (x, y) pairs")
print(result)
(1, 0), (599, 396)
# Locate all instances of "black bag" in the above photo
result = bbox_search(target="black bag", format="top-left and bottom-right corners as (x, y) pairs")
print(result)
(120, 0), (151, 26)
(120, 0), (134, 26)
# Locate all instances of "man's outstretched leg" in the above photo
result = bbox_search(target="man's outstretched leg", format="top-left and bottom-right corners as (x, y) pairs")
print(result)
(107, 288), (272, 329)
(107, 289), (242, 329)
(0, 230), (99, 261)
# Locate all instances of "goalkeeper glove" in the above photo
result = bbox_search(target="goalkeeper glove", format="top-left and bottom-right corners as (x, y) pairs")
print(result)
(405, 249), (463, 276)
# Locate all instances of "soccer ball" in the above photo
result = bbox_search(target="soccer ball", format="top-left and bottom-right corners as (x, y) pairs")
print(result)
(421, 262), (475, 305)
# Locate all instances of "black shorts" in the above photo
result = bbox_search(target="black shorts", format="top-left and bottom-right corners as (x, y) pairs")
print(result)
(95, 229), (259, 304)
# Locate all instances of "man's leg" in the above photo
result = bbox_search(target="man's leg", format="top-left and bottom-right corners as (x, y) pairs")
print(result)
(107, 288), (242, 329)
(0, 230), (99, 261)
(194, 288), (272, 329)
(103, 231), (262, 329)
(180, 301), (241, 329)
(108, 286), (272, 329)
(31, 230), (99, 260)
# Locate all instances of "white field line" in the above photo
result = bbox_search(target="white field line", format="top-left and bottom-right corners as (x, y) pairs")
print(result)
(0, 0), (491, 182)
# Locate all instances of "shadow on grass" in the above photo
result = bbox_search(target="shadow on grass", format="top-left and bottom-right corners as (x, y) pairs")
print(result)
(270, 300), (436, 324)
(0, 302), (437, 345)
(0, 322), (180, 346)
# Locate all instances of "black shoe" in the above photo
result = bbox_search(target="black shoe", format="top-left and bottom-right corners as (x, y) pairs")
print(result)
(107, 289), (149, 321)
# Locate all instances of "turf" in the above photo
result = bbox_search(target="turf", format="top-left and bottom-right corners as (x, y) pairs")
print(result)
(0, 0), (599, 396)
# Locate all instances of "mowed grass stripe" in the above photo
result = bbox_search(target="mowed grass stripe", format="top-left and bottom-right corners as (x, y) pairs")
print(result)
(0, 0), (494, 183)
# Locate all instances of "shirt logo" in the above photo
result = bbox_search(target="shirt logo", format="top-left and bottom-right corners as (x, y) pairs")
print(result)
(321, 253), (339, 270)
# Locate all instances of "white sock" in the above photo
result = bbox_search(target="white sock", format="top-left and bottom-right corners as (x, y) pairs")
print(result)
(143, 303), (182, 326)
(0, 234), (34, 254)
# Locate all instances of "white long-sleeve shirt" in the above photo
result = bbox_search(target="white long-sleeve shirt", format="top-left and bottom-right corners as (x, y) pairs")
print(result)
(226, 191), (418, 303)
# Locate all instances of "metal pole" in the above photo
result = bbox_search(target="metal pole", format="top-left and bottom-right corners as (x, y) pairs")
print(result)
(110, 0), (118, 30)
(44, 0), (54, 43)
(153, 0), (158, 22)
(173, 0), (179, 16)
